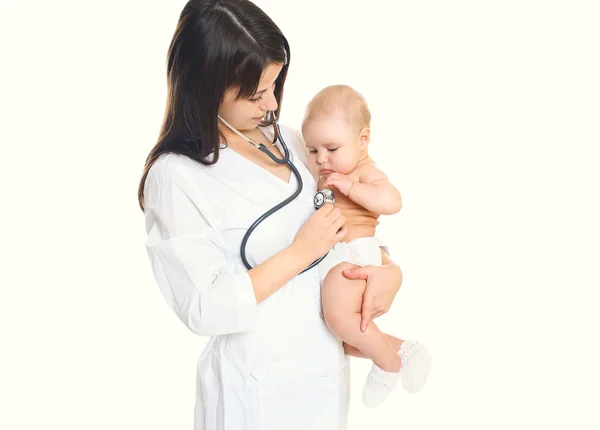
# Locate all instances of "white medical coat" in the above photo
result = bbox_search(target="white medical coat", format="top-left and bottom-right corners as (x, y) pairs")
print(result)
(144, 124), (350, 430)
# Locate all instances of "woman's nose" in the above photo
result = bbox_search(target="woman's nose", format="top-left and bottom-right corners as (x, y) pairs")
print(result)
(260, 87), (278, 112)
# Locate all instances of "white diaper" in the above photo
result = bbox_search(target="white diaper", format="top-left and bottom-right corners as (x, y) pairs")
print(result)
(318, 236), (387, 282)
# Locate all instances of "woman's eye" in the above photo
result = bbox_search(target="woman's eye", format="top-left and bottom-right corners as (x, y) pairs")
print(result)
(250, 83), (275, 102)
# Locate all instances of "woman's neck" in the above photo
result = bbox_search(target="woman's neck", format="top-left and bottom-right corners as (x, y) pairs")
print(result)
(218, 123), (261, 144)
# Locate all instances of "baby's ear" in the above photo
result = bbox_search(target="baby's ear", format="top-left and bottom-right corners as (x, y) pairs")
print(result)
(358, 127), (371, 149)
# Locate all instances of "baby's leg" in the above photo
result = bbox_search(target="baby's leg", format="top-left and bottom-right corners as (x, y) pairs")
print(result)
(321, 262), (401, 373)
(344, 334), (403, 358)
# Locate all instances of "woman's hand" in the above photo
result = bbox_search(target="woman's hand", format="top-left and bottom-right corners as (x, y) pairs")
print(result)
(343, 254), (403, 332)
(292, 203), (346, 263)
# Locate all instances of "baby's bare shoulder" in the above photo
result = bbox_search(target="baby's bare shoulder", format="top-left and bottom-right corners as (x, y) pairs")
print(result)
(356, 161), (389, 184)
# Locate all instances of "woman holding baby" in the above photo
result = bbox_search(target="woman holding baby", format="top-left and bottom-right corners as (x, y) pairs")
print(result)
(138, 1), (429, 429)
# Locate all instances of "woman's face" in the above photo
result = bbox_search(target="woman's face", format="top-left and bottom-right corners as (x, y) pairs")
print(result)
(218, 63), (283, 132)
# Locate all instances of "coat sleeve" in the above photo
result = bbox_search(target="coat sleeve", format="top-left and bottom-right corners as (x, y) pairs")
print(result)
(143, 157), (258, 336)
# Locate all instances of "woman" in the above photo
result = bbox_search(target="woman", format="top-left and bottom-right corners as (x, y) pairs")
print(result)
(138, 1), (403, 429)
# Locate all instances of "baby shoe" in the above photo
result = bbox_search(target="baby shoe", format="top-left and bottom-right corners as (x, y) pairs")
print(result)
(362, 340), (432, 407)
(362, 363), (401, 408)
(398, 340), (432, 393)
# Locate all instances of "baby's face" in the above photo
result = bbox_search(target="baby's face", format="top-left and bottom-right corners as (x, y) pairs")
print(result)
(302, 114), (364, 177)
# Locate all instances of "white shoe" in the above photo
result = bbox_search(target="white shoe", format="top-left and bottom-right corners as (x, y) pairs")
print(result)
(398, 340), (432, 393)
(362, 340), (432, 407)
(362, 364), (401, 408)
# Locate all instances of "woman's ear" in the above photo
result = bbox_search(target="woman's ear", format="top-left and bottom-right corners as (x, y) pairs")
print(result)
(358, 127), (371, 150)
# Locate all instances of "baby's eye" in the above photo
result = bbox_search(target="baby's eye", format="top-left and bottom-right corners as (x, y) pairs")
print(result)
(308, 149), (317, 154)
(328, 148), (338, 152)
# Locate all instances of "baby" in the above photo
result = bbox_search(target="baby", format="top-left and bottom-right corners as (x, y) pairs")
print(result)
(301, 85), (432, 407)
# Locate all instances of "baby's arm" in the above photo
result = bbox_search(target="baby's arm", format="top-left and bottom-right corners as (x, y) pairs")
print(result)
(324, 165), (402, 215)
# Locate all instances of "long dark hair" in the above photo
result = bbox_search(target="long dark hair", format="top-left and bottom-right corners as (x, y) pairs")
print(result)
(137, 0), (290, 211)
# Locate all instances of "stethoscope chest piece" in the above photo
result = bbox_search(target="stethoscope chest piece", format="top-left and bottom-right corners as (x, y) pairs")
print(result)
(314, 188), (335, 209)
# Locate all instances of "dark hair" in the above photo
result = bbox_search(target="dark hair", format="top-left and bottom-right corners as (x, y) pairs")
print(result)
(137, 0), (290, 211)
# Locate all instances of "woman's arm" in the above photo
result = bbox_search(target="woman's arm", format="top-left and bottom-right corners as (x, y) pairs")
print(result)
(145, 160), (343, 336)
(250, 201), (346, 302)
(248, 243), (314, 303)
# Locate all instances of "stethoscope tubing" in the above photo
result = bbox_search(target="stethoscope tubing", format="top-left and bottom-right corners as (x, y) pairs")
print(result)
(239, 122), (327, 274)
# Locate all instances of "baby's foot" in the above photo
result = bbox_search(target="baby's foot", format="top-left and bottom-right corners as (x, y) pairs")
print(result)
(362, 340), (432, 407)
(362, 364), (401, 408)
(398, 340), (432, 393)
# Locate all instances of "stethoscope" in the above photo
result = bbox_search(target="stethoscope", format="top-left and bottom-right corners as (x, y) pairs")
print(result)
(218, 113), (335, 274)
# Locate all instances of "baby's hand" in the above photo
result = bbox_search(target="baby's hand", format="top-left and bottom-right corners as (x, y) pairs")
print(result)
(324, 173), (355, 196)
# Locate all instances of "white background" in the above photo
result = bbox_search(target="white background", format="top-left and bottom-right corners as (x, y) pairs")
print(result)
(1, 0), (599, 429)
